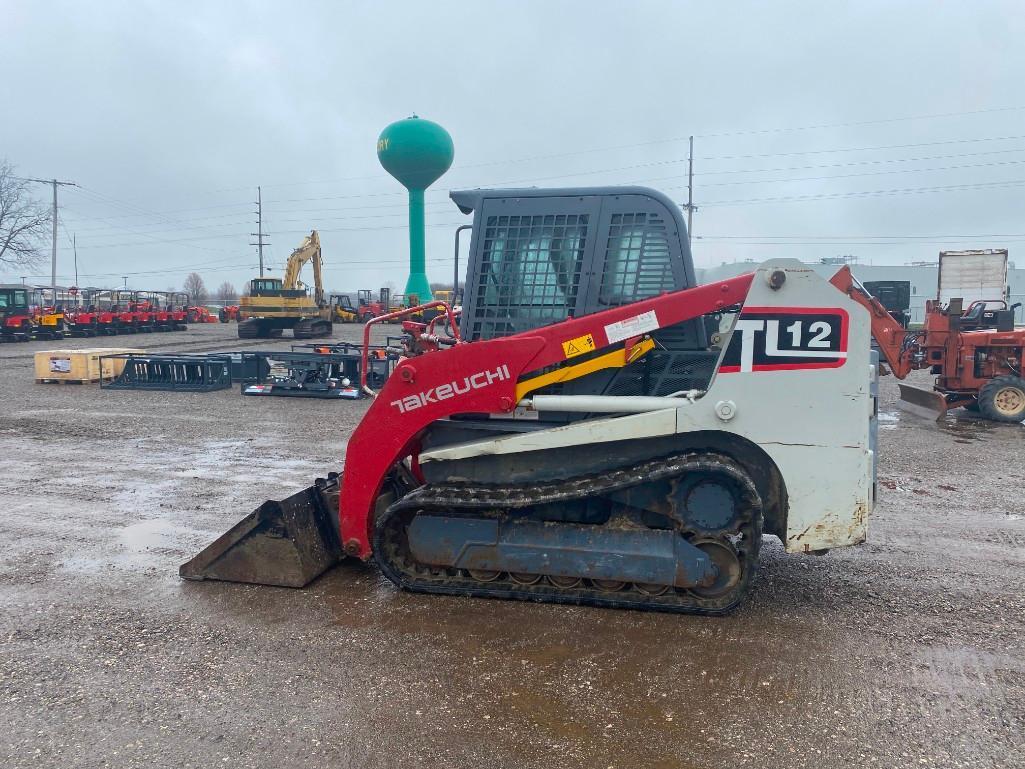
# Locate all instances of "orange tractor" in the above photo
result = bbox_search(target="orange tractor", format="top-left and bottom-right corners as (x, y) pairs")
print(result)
(219, 305), (240, 323)
(837, 272), (1025, 422)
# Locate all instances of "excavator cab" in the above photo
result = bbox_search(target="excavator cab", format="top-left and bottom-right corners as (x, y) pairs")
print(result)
(249, 278), (284, 296)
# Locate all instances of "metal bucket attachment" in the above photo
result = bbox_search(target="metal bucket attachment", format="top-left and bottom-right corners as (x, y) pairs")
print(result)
(180, 473), (343, 587)
(897, 383), (948, 420)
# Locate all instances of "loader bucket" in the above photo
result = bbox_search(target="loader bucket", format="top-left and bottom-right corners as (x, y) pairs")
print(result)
(180, 474), (343, 588)
(897, 383), (948, 421)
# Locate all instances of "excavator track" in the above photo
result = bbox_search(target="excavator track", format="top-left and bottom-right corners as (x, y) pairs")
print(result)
(373, 452), (763, 615)
(293, 318), (332, 339)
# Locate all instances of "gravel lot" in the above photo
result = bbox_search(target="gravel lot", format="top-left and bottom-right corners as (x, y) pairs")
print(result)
(1, 322), (1023, 768)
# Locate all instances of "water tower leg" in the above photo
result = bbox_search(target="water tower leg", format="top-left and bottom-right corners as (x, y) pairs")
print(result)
(405, 188), (433, 302)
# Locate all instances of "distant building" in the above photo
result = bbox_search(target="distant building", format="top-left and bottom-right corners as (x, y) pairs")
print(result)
(697, 259), (1024, 324)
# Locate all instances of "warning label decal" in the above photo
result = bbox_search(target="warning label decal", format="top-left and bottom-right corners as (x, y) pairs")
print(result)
(562, 333), (596, 359)
(604, 310), (659, 344)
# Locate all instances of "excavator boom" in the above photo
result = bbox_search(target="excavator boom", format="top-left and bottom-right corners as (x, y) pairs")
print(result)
(282, 230), (325, 305)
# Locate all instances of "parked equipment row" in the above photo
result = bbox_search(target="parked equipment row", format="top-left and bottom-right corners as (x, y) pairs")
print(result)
(0, 285), (218, 342)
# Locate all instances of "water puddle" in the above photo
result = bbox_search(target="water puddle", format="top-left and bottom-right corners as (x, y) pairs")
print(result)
(887, 405), (1023, 442)
(59, 517), (203, 577)
(936, 414), (1005, 443)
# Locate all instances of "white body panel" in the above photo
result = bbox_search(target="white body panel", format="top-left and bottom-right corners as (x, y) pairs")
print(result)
(938, 249), (1008, 306)
(420, 260), (876, 554)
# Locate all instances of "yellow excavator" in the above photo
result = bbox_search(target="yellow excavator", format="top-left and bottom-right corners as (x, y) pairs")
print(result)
(238, 230), (333, 339)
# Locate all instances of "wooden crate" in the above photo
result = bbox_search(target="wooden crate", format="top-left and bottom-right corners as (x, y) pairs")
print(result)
(34, 348), (145, 384)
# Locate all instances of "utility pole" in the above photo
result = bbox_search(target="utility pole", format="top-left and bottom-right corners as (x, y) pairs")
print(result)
(683, 136), (697, 246)
(122, 276), (128, 289)
(73, 234), (78, 287)
(26, 178), (77, 306)
(250, 186), (270, 277)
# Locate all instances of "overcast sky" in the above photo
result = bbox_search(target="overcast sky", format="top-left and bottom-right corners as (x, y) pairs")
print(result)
(4, 0), (1024, 293)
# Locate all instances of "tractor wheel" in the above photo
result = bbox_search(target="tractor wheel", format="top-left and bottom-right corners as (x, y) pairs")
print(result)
(978, 375), (1025, 423)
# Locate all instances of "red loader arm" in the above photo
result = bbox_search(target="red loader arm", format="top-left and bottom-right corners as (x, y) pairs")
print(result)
(338, 273), (755, 559)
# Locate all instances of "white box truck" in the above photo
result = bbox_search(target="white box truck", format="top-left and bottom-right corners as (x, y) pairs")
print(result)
(938, 249), (1008, 306)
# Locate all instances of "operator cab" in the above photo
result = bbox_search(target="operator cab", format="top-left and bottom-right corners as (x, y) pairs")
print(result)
(0, 286), (30, 316)
(330, 294), (354, 311)
(249, 277), (306, 298)
(250, 278), (283, 296)
(450, 186), (715, 402)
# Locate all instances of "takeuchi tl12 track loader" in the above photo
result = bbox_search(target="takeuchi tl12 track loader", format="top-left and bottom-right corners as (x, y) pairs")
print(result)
(181, 185), (1020, 614)
(237, 230), (334, 339)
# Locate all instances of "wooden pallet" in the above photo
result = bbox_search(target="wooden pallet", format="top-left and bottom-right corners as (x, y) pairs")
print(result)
(35, 377), (99, 385)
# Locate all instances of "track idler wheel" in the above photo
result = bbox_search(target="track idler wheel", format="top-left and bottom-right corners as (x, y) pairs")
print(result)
(688, 539), (743, 599)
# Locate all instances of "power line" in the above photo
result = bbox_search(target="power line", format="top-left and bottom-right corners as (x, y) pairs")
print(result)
(693, 104), (1025, 140)
(639, 145), (1025, 182)
(20, 254), (461, 281)
(60, 200), (251, 221)
(695, 133), (1025, 162)
(125, 104), (1025, 196)
(660, 157), (1025, 191)
(61, 144), (1025, 238)
(49, 132), (1025, 241)
(52, 220), (471, 251)
(699, 232), (1025, 240)
(69, 187), (239, 255)
(701, 178), (1025, 207)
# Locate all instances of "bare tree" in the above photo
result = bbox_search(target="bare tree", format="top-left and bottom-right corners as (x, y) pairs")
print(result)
(0, 160), (50, 269)
(215, 281), (237, 301)
(183, 272), (207, 304)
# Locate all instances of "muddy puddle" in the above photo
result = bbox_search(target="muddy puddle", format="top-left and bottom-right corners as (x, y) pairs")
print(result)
(879, 407), (1022, 443)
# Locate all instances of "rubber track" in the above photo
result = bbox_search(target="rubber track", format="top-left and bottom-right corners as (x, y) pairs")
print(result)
(373, 452), (764, 615)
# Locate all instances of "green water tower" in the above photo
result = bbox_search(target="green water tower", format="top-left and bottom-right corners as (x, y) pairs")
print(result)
(377, 115), (454, 304)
